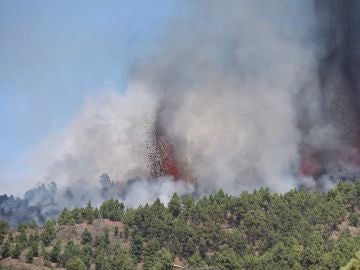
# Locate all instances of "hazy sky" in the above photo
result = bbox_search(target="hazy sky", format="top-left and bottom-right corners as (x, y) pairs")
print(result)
(0, 0), (185, 193)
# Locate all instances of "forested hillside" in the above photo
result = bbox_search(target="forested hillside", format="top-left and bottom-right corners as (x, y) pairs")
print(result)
(2, 182), (360, 269)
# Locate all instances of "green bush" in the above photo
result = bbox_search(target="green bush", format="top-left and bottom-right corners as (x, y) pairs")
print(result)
(66, 257), (86, 270)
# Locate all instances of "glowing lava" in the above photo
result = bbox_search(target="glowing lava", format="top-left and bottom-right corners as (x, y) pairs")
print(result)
(148, 116), (190, 181)
(152, 134), (184, 180)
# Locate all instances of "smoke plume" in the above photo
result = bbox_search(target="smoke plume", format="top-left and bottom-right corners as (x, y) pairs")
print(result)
(299, 0), (360, 189)
(2, 0), (360, 225)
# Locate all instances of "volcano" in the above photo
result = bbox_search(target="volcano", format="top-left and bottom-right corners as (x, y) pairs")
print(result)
(148, 115), (190, 182)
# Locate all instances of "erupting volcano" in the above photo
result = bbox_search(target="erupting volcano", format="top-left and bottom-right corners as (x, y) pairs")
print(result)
(4, 0), (360, 228)
(297, 0), (360, 185)
(148, 113), (190, 182)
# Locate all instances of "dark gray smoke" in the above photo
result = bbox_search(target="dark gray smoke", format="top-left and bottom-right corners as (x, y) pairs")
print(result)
(298, 0), (360, 189)
(2, 0), (360, 226)
(316, 0), (360, 135)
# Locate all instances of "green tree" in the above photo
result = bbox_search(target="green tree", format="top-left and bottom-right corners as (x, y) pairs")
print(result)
(168, 193), (181, 218)
(110, 250), (135, 270)
(81, 228), (92, 245)
(124, 225), (129, 240)
(41, 220), (56, 246)
(103, 228), (110, 245)
(0, 220), (9, 235)
(72, 208), (85, 224)
(143, 239), (161, 269)
(0, 220), (9, 245)
(341, 251), (360, 270)
(66, 256), (87, 270)
(8, 231), (13, 242)
(26, 248), (34, 263)
(95, 252), (108, 270)
(58, 208), (75, 226)
(188, 250), (207, 268)
(17, 228), (27, 245)
(31, 241), (39, 257)
(81, 244), (93, 268)
(350, 213), (359, 227)
(1, 239), (11, 258)
(184, 237), (197, 259)
(182, 195), (195, 211)
(100, 199), (125, 221)
(130, 233), (143, 262)
(240, 209), (267, 245)
(12, 242), (22, 259)
(4, 182), (360, 269)
(198, 238), (207, 258)
(94, 208), (100, 219)
(50, 241), (62, 263)
(114, 226), (119, 236)
(301, 230), (326, 267)
(214, 248), (242, 270)
(62, 241), (80, 266)
(259, 240), (302, 270)
(84, 201), (95, 224)
(150, 248), (173, 270)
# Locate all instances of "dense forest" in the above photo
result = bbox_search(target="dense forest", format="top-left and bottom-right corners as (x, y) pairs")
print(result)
(2, 182), (360, 269)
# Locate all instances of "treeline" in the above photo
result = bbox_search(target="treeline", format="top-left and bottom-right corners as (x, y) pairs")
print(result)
(2, 182), (360, 269)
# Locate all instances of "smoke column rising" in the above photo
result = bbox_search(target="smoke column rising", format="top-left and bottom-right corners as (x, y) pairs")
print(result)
(2, 0), (360, 225)
(299, 0), (360, 189)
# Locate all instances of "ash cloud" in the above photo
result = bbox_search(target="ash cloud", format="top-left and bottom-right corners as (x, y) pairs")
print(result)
(2, 0), (360, 225)
(298, 0), (360, 189)
(134, 0), (315, 192)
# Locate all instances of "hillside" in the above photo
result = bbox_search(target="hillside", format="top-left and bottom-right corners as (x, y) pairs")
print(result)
(2, 182), (360, 269)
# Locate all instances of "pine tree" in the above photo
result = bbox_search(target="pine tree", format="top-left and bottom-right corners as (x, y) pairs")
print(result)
(214, 248), (242, 270)
(1, 239), (11, 258)
(81, 228), (92, 245)
(151, 248), (173, 270)
(84, 201), (95, 224)
(62, 241), (80, 266)
(0, 220), (9, 245)
(41, 221), (56, 246)
(143, 239), (161, 269)
(50, 241), (61, 263)
(103, 228), (110, 245)
(95, 252), (108, 270)
(58, 208), (75, 226)
(81, 244), (93, 268)
(124, 226), (129, 240)
(188, 250), (207, 268)
(65, 257), (86, 270)
(26, 248), (34, 263)
(12, 243), (22, 259)
(130, 233), (143, 263)
(17, 228), (27, 245)
(111, 250), (134, 270)
(168, 193), (181, 218)
(31, 241), (39, 257)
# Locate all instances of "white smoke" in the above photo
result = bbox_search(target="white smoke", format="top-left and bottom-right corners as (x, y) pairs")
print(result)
(33, 83), (158, 187)
(3, 1), (331, 222)
(133, 0), (317, 193)
(122, 177), (195, 207)
(33, 1), (317, 197)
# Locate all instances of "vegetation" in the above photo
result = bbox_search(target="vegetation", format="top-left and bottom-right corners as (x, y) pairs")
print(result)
(2, 181), (360, 269)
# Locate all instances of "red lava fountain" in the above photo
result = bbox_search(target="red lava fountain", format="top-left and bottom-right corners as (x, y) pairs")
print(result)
(148, 120), (190, 182)
(153, 135), (183, 180)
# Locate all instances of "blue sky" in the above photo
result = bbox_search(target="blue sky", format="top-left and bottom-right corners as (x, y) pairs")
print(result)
(0, 0), (185, 193)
